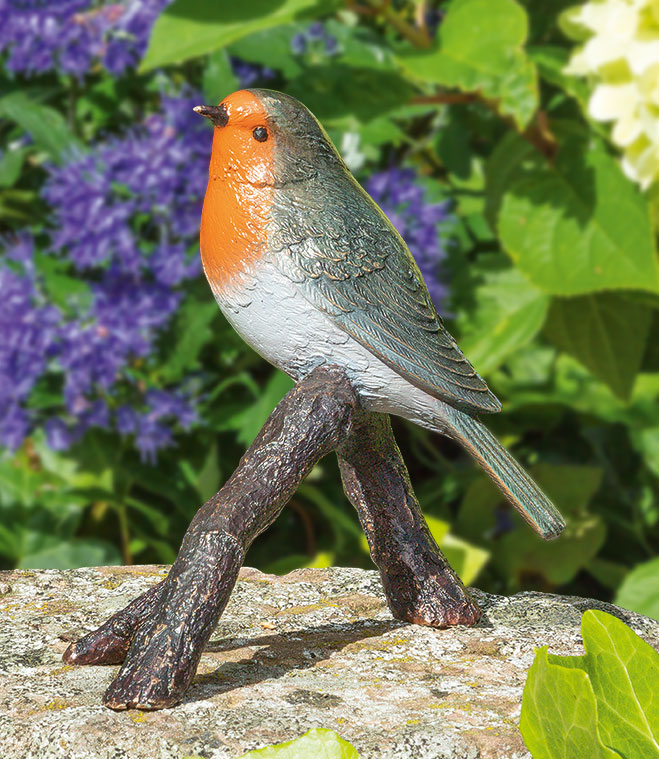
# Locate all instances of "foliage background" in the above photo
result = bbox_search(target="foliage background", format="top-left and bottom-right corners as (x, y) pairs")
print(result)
(1, 0), (658, 621)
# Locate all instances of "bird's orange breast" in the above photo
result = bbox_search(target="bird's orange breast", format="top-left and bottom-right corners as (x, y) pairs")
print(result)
(199, 90), (275, 296)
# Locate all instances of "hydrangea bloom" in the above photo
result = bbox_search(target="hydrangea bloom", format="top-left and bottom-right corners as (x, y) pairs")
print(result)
(0, 0), (170, 77)
(563, 0), (659, 189)
(0, 91), (207, 459)
(366, 168), (450, 310)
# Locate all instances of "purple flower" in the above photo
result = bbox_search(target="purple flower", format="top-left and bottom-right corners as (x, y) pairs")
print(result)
(0, 404), (30, 451)
(0, 234), (61, 450)
(131, 389), (197, 463)
(0, 0), (170, 78)
(366, 168), (451, 310)
(306, 22), (325, 41)
(290, 32), (307, 56)
(44, 418), (74, 451)
(230, 57), (275, 88)
(43, 90), (209, 279)
(116, 405), (139, 435)
(0, 90), (208, 460)
(290, 22), (338, 57)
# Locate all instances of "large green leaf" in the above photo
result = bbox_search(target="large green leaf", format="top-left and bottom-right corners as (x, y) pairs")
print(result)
(140, 0), (331, 72)
(521, 646), (621, 759)
(0, 92), (82, 162)
(615, 557), (659, 622)
(496, 127), (659, 295)
(577, 611), (659, 757)
(544, 293), (653, 400)
(456, 264), (550, 375)
(398, 0), (538, 128)
(522, 610), (659, 759)
(287, 65), (412, 123)
(238, 728), (359, 758)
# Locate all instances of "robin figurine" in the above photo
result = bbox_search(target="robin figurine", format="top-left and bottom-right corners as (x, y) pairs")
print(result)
(63, 89), (565, 710)
(194, 89), (564, 540)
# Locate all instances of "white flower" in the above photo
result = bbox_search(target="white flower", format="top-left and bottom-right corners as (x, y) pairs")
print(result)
(564, 0), (659, 189)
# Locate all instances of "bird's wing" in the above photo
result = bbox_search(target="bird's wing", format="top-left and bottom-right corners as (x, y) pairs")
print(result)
(268, 176), (501, 415)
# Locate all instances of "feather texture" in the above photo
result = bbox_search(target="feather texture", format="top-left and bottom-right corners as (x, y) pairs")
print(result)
(268, 169), (501, 415)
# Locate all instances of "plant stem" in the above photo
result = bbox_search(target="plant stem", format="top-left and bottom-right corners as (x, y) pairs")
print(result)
(355, 0), (433, 48)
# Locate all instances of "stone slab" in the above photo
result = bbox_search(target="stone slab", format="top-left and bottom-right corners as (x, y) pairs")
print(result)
(1, 565), (657, 759)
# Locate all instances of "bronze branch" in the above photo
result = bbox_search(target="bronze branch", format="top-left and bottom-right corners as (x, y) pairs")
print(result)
(63, 365), (479, 710)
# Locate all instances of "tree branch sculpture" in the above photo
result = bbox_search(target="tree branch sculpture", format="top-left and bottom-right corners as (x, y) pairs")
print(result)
(64, 365), (480, 710)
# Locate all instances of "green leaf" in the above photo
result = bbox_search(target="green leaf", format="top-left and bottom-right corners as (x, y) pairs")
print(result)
(140, 0), (332, 72)
(615, 557), (659, 622)
(484, 130), (537, 229)
(237, 728), (359, 758)
(528, 45), (591, 111)
(439, 533), (490, 586)
(35, 252), (93, 313)
(424, 514), (451, 544)
(496, 127), (659, 295)
(398, 0), (538, 128)
(159, 298), (219, 383)
(586, 558), (630, 591)
(522, 610), (659, 758)
(202, 49), (239, 104)
(520, 645), (622, 759)
(287, 65), (413, 124)
(544, 293), (653, 400)
(456, 264), (550, 375)
(631, 426), (659, 479)
(324, 19), (398, 72)
(494, 464), (605, 586)
(19, 538), (121, 569)
(576, 611), (659, 757)
(0, 91), (82, 163)
(225, 370), (294, 447)
(435, 111), (472, 179)
(0, 146), (29, 188)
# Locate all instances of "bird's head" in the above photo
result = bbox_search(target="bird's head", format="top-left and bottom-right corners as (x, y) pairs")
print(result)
(194, 89), (342, 187)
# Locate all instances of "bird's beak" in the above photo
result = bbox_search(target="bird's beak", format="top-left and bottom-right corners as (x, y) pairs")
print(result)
(193, 104), (228, 128)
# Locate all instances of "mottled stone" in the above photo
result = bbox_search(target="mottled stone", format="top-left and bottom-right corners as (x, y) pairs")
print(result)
(0, 565), (657, 759)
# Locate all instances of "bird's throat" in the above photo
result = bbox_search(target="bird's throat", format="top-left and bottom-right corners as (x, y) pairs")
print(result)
(200, 167), (273, 297)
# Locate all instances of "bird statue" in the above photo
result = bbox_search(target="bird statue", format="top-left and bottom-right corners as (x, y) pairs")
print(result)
(63, 89), (565, 711)
(194, 89), (564, 540)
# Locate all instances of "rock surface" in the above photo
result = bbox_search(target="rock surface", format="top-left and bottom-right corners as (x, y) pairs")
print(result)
(1, 565), (658, 759)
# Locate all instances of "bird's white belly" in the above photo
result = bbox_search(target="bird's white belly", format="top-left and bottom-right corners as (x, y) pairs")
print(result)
(212, 260), (451, 433)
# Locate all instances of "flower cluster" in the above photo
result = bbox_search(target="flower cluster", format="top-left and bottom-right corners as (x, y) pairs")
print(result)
(291, 22), (338, 57)
(230, 57), (275, 89)
(0, 90), (210, 460)
(366, 168), (450, 310)
(0, 0), (170, 77)
(564, 0), (659, 189)
(0, 234), (60, 450)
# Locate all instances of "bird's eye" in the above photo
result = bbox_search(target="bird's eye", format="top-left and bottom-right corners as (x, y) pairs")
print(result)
(253, 126), (268, 142)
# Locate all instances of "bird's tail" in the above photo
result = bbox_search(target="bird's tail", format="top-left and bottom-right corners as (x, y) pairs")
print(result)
(446, 411), (565, 540)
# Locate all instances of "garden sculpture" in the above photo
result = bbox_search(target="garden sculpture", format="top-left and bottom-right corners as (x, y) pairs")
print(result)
(63, 89), (566, 710)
